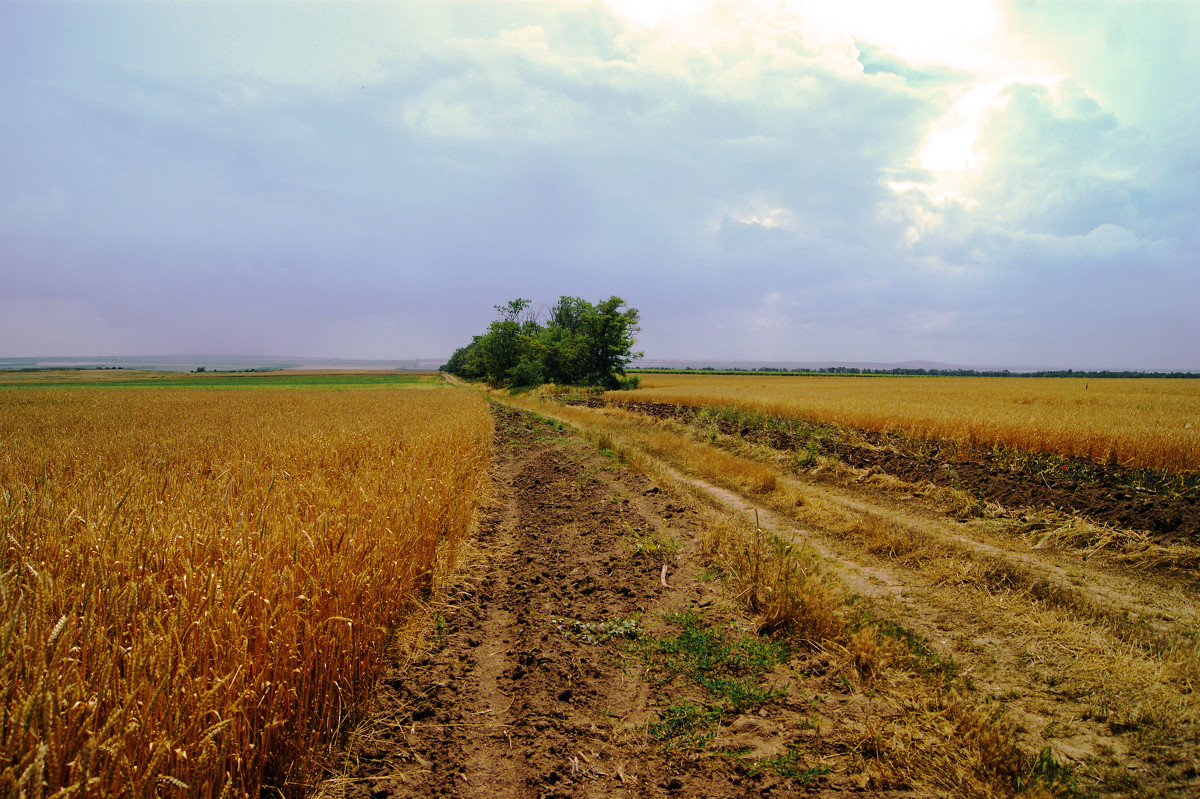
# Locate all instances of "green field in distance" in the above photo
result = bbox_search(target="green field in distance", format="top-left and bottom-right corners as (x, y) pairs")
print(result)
(0, 370), (441, 390)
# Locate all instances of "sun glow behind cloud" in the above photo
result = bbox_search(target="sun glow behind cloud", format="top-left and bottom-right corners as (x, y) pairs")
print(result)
(893, 75), (1054, 205)
(921, 82), (1014, 174)
(796, 0), (1063, 210)
(591, 1), (1064, 201)
(795, 0), (1005, 72)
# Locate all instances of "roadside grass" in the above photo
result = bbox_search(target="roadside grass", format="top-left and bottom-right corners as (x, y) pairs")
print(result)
(546, 395), (1200, 795)
(632, 511), (1080, 796)
(516, 399), (1136, 629)
(532, 398), (1200, 647)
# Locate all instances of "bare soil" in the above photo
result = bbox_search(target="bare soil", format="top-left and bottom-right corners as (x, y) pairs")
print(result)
(614, 401), (1200, 546)
(316, 403), (930, 798)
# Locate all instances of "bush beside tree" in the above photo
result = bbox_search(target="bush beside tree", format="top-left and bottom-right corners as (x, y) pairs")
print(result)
(442, 296), (642, 390)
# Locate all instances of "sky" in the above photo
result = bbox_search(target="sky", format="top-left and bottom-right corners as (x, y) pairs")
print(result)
(1, 0), (1197, 370)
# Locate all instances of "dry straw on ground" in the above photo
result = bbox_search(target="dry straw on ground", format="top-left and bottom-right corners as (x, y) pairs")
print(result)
(1, 387), (491, 797)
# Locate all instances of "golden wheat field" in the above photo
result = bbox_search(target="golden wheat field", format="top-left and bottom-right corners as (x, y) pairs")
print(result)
(613, 373), (1200, 471)
(0, 384), (491, 797)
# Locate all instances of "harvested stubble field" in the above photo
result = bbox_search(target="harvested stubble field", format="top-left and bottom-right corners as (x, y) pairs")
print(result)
(1, 374), (491, 796)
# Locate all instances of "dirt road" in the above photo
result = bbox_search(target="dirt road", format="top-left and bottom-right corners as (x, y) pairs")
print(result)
(316, 403), (926, 798)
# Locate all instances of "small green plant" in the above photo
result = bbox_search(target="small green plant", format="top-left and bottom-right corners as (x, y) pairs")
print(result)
(790, 438), (822, 470)
(552, 615), (641, 645)
(754, 749), (831, 782)
(697, 674), (785, 713)
(627, 525), (682, 560)
(431, 612), (447, 650)
(648, 699), (721, 750)
(1017, 746), (1080, 794)
(867, 617), (958, 688)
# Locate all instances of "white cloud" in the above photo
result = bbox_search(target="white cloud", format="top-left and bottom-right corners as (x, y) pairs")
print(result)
(794, 0), (1010, 73)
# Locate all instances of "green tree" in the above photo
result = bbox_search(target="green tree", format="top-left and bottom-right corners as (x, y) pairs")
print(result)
(537, 296), (589, 384)
(441, 295), (641, 390)
(472, 298), (533, 385)
(442, 335), (487, 380)
(578, 296), (642, 389)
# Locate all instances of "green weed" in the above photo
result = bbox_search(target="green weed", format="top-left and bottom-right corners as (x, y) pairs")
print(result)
(752, 749), (831, 782)
(648, 699), (722, 750)
(631, 610), (800, 753)
(627, 525), (682, 560)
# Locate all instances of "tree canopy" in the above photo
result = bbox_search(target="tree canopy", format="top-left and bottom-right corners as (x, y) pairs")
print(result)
(441, 296), (642, 390)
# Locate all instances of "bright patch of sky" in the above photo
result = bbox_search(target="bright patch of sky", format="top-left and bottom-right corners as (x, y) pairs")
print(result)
(1, 0), (1196, 369)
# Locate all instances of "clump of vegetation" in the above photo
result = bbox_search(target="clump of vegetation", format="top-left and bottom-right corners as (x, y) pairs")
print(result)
(638, 609), (791, 749)
(700, 517), (845, 641)
(624, 523), (682, 561)
(441, 296), (642, 390)
(749, 750), (832, 783)
(552, 615), (641, 644)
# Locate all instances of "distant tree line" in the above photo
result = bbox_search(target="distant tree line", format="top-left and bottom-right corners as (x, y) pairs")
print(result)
(2, 366), (127, 372)
(636, 366), (1200, 379)
(441, 297), (643, 389)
